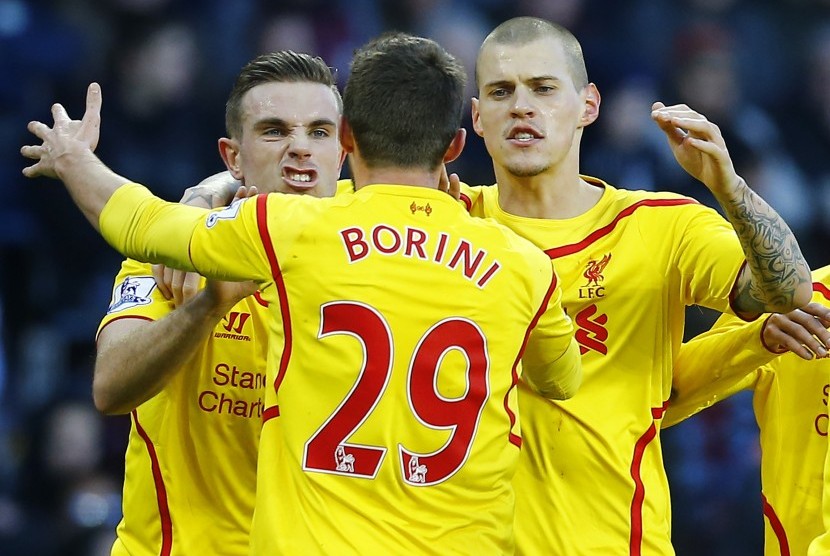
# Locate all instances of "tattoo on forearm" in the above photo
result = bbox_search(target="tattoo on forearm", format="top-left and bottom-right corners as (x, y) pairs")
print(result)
(719, 178), (809, 314)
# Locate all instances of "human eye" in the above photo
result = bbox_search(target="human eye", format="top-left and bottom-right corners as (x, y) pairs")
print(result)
(263, 127), (286, 137)
(534, 81), (559, 94)
(489, 87), (511, 99)
(311, 128), (331, 138)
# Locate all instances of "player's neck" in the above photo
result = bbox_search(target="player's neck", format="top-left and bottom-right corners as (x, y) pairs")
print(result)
(351, 165), (439, 191)
(495, 165), (604, 220)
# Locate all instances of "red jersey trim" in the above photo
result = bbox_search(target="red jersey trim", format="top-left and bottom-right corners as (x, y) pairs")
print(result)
(762, 494), (790, 556)
(507, 271), (561, 447)
(544, 198), (697, 260)
(132, 410), (172, 556)
(814, 282), (830, 302)
(262, 405), (280, 424)
(629, 400), (669, 556)
(253, 290), (269, 307)
(255, 195), (293, 404)
(459, 193), (472, 212)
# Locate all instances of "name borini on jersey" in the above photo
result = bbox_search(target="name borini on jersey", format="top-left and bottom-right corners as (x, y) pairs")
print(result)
(339, 224), (501, 288)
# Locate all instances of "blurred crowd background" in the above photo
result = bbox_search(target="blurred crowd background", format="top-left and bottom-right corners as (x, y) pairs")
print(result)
(2, 0), (829, 554)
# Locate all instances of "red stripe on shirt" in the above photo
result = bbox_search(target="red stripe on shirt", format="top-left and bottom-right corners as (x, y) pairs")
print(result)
(262, 405), (280, 424)
(253, 290), (269, 307)
(132, 410), (172, 556)
(814, 282), (830, 302)
(459, 193), (472, 212)
(507, 271), (560, 447)
(762, 494), (790, 556)
(255, 195), (292, 400)
(545, 199), (698, 260)
(629, 400), (669, 556)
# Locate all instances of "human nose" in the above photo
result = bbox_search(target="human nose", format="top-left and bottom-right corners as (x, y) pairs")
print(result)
(510, 87), (535, 118)
(287, 132), (312, 159)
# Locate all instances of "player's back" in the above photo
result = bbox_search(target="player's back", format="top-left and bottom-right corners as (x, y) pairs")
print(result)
(249, 184), (575, 554)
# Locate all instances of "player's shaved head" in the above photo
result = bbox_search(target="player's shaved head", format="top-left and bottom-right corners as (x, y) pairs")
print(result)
(476, 17), (588, 91)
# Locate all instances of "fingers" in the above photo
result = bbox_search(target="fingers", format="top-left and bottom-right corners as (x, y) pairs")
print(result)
(51, 102), (70, 125)
(26, 120), (51, 141)
(21, 161), (44, 179)
(80, 82), (102, 151)
(448, 172), (461, 202)
(232, 185), (247, 202)
(762, 307), (830, 360)
(438, 166), (461, 201)
(20, 144), (44, 160)
(439, 165), (450, 194)
(152, 264), (173, 300)
(171, 270), (202, 307)
(800, 302), (830, 328)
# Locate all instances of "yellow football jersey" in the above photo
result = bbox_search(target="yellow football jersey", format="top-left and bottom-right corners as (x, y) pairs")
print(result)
(98, 259), (269, 556)
(99, 182), (581, 554)
(461, 178), (746, 556)
(669, 266), (830, 556)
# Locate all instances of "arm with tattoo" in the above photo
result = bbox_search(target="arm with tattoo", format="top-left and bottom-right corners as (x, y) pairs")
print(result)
(651, 102), (811, 315)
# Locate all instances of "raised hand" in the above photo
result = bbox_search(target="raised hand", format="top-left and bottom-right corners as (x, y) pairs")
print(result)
(650, 102), (739, 196)
(21, 82), (102, 179)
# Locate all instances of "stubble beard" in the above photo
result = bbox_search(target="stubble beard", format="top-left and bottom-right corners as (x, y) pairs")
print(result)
(505, 160), (551, 178)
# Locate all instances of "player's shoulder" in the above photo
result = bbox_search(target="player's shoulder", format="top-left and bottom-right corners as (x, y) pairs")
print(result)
(461, 210), (550, 266)
(335, 178), (355, 196)
(602, 181), (698, 207)
(458, 182), (494, 214)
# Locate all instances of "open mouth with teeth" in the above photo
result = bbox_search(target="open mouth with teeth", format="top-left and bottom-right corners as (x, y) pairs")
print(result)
(283, 168), (318, 189)
(508, 127), (543, 144)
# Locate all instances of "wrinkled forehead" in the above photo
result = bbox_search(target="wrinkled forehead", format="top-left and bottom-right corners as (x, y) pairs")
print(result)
(240, 81), (341, 127)
(477, 37), (572, 87)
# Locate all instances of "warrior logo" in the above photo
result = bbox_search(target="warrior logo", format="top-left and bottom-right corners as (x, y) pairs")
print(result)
(222, 312), (251, 334)
(214, 312), (252, 341)
(107, 276), (156, 313)
(580, 253), (611, 299)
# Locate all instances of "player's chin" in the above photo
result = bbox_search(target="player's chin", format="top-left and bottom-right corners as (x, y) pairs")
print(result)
(505, 160), (550, 178)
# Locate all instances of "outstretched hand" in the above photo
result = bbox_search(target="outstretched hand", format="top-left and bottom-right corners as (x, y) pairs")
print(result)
(21, 82), (102, 179)
(650, 102), (740, 196)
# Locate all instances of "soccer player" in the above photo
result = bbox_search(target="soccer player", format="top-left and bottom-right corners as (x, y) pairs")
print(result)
(665, 267), (830, 555)
(93, 51), (345, 555)
(22, 33), (583, 554)
(462, 16), (812, 555)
